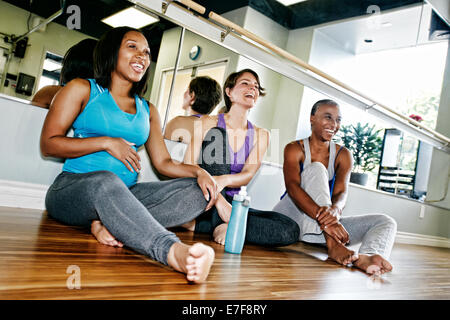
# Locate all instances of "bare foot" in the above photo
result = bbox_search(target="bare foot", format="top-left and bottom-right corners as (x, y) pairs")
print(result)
(90, 220), (123, 247)
(216, 194), (232, 223)
(213, 223), (228, 245)
(181, 220), (196, 232)
(353, 254), (393, 275)
(325, 233), (358, 266)
(167, 242), (215, 283)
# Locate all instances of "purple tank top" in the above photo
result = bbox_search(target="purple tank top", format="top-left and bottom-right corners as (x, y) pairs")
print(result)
(217, 113), (254, 197)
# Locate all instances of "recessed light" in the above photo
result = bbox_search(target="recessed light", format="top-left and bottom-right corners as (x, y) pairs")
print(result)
(276, 0), (308, 6)
(102, 6), (159, 29)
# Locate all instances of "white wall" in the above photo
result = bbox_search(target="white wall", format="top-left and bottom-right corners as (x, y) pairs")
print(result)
(147, 27), (240, 108)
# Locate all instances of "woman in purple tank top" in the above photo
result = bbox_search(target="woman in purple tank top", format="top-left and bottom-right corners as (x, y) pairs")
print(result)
(183, 69), (299, 247)
(164, 76), (222, 143)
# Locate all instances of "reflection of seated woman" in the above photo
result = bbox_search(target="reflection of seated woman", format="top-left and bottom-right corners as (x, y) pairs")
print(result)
(183, 69), (299, 246)
(31, 38), (97, 108)
(164, 76), (222, 143)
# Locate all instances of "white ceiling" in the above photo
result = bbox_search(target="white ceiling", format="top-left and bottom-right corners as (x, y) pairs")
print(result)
(316, 3), (437, 55)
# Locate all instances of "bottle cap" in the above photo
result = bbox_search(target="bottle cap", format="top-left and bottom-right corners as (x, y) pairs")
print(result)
(239, 186), (247, 196)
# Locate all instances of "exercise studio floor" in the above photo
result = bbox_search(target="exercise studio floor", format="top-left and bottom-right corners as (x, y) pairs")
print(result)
(0, 206), (449, 300)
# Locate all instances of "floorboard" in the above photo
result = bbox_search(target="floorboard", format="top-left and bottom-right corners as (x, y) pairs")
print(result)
(0, 206), (449, 300)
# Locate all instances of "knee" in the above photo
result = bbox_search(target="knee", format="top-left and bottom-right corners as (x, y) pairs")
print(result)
(273, 214), (300, 246)
(93, 171), (126, 194)
(377, 214), (397, 231)
(303, 162), (329, 184)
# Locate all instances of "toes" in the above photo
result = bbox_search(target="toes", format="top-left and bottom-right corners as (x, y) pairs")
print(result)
(366, 264), (381, 275)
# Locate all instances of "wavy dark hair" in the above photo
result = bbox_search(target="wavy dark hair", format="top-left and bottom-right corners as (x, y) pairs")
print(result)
(189, 76), (222, 115)
(60, 38), (97, 86)
(223, 68), (266, 112)
(93, 26), (150, 98)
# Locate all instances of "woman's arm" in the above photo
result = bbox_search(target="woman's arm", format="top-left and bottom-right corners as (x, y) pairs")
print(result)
(40, 78), (141, 173)
(145, 104), (218, 207)
(215, 127), (269, 191)
(316, 147), (353, 227)
(40, 79), (102, 157)
(183, 115), (216, 165)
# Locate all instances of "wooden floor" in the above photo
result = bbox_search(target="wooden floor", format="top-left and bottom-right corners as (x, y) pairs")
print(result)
(0, 206), (449, 300)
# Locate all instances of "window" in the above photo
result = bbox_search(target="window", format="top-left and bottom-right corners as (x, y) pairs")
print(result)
(37, 52), (63, 91)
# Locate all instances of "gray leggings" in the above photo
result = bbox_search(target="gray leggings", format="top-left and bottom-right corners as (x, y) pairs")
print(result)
(45, 171), (208, 265)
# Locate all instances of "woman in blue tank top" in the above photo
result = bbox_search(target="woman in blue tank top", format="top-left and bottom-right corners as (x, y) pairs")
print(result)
(41, 27), (215, 283)
(183, 69), (299, 247)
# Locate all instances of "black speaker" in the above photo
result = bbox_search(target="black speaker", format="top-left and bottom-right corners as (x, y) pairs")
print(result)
(16, 73), (35, 96)
(14, 37), (28, 58)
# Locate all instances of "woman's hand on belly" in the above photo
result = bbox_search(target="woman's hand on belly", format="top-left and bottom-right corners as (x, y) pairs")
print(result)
(104, 137), (141, 173)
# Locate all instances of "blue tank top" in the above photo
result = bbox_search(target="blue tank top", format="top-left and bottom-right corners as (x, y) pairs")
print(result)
(63, 79), (150, 187)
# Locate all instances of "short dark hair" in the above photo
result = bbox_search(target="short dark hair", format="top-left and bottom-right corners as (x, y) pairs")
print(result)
(311, 99), (339, 116)
(189, 76), (222, 115)
(94, 26), (150, 98)
(60, 38), (97, 86)
(223, 68), (266, 112)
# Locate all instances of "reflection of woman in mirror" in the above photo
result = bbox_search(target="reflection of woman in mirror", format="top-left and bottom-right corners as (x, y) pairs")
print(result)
(164, 76), (222, 143)
(183, 69), (299, 246)
(40, 27), (216, 283)
(32, 38), (97, 109)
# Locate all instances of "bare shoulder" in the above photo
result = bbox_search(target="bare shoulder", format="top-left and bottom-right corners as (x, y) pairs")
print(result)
(200, 115), (218, 131)
(64, 78), (90, 92)
(284, 140), (304, 160)
(334, 143), (353, 167)
(253, 125), (270, 144)
(51, 78), (90, 110)
(148, 102), (158, 114)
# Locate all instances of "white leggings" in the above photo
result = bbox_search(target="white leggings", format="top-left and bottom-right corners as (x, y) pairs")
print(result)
(273, 162), (397, 258)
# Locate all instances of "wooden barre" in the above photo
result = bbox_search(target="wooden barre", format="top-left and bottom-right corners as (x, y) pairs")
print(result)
(207, 10), (449, 144)
(175, 0), (206, 15)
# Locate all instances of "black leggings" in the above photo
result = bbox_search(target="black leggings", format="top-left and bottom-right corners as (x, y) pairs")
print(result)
(194, 127), (299, 247)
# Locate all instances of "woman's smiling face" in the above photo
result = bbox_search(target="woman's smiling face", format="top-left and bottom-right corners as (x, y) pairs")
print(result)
(226, 72), (260, 108)
(114, 31), (151, 83)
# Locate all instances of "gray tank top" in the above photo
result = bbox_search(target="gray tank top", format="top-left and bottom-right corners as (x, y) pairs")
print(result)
(302, 138), (336, 179)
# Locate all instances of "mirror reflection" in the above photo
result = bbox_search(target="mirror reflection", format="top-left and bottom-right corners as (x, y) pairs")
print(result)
(0, 0), (448, 208)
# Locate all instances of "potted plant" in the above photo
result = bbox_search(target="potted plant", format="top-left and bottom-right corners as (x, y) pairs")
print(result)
(337, 122), (382, 186)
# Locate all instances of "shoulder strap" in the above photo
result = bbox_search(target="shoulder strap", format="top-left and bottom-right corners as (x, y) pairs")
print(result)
(303, 138), (311, 166)
(87, 79), (105, 101)
(246, 120), (254, 152)
(328, 141), (336, 177)
(217, 113), (226, 129)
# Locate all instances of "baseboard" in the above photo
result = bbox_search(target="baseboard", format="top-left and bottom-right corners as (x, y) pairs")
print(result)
(0, 179), (48, 210)
(395, 231), (450, 248)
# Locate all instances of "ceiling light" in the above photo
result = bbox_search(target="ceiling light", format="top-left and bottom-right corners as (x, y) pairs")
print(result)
(102, 6), (159, 29)
(276, 0), (309, 6)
